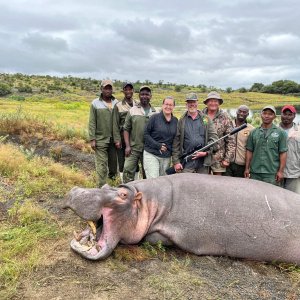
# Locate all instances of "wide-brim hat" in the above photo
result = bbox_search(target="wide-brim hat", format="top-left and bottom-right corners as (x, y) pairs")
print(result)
(203, 91), (223, 105)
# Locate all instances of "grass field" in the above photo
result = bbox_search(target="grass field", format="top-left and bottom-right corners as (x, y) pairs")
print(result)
(0, 85), (300, 299)
(1, 90), (299, 143)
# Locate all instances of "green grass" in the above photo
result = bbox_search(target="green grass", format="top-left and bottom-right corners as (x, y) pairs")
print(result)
(0, 204), (63, 299)
(0, 143), (97, 299)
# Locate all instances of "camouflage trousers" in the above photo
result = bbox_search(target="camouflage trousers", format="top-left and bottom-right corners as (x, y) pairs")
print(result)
(95, 141), (118, 187)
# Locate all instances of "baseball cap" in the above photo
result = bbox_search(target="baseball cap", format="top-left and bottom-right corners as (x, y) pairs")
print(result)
(281, 105), (297, 114)
(139, 85), (151, 93)
(204, 91), (223, 105)
(185, 92), (198, 101)
(100, 79), (113, 88)
(262, 105), (276, 115)
(122, 81), (134, 89)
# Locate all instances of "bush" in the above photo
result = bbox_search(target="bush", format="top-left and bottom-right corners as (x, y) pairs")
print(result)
(0, 82), (11, 96)
(17, 85), (32, 93)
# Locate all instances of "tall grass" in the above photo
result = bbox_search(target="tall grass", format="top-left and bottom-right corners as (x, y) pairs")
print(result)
(0, 144), (96, 299)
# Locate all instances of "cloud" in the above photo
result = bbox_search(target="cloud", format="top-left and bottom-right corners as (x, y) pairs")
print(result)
(0, 0), (299, 88)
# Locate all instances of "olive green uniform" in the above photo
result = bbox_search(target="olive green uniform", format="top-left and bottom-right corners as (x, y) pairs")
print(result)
(89, 95), (118, 187)
(246, 124), (287, 185)
(123, 104), (157, 183)
(112, 98), (138, 172)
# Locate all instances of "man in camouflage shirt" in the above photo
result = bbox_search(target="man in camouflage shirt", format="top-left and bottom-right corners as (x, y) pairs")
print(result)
(89, 79), (118, 187)
(123, 86), (157, 183)
(202, 91), (236, 175)
(112, 82), (138, 182)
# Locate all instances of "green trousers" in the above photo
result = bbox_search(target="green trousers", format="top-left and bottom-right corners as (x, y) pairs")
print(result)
(250, 172), (280, 186)
(123, 150), (145, 183)
(95, 141), (118, 187)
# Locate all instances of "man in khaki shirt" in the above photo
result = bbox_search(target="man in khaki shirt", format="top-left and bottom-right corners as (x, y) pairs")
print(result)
(224, 105), (254, 177)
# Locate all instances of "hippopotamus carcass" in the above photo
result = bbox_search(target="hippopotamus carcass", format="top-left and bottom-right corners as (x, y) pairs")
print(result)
(64, 174), (300, 264)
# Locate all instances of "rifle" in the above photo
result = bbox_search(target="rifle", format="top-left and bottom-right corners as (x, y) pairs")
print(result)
(165, 123), (247, 175)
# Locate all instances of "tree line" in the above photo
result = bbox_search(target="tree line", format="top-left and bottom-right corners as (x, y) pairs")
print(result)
(0, 73), (300, 97)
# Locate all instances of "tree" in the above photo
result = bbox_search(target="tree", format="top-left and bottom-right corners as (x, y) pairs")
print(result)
(249, 83), (264, 92)
(226, 87), (233, 93)
(174, 85), (181, 92)
(238, 87), (247, 93)
(0, 82), (11, 96)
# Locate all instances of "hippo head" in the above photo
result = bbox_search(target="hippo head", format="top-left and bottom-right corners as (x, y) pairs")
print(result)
(64, 184), (144, 260)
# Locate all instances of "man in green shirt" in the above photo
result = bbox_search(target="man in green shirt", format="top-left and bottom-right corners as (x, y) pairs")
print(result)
(112, 82), (138, 182)
(244, 105), (287, 185)
(88, 79), (118, 187)
(123, 86), (157, 183)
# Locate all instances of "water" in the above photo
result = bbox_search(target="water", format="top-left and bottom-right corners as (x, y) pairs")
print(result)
(174, 105), (300, 125)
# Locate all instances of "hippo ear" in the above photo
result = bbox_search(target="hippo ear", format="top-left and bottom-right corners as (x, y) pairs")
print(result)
(101, 184), (111, 189)
(134, 192), (143, 209)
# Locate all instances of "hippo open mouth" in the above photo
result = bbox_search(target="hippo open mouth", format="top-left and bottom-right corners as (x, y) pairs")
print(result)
(70, 215), (115, 260)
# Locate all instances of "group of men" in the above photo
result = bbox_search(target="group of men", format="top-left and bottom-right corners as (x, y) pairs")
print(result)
(88, 79), (300, 195)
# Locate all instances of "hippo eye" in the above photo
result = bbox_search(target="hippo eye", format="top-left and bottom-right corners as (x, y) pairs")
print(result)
(120, 192), (127, 198)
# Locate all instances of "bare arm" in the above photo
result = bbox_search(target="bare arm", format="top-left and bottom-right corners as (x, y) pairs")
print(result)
(123, 130), (131, 157)
(276, 152), (287, 182)
(244, 150), (253, 178)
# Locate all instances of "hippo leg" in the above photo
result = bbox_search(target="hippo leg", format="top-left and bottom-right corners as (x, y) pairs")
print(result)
(144, 232), (173, 246)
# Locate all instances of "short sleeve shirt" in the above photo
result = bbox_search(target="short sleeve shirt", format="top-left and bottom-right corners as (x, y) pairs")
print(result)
(246, 124), (287, 174)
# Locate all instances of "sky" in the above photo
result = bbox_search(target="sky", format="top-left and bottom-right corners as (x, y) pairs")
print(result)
(1, 0), (300, 89)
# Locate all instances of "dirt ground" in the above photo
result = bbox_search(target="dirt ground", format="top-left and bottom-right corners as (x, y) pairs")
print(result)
(4, 137), (300, 300)
(14, 232), (300, 300)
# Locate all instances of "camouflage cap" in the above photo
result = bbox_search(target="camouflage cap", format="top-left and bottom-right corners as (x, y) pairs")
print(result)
(100, 79), (113, 88)
(139, 85), (151, 93)
(185, 92), (198, 101)
(204, 91), (223, 105)
(262, 105), (276, 115)
(122, 81), (134, 89)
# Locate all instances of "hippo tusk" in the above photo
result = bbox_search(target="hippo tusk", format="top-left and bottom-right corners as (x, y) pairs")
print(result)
(87, 220), (97, 235)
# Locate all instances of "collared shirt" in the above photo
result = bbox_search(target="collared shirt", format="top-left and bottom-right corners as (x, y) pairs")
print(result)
(88, 95), (118, 144)
(144, 111), (178, 157)
(202, 108), (235, 163)
(123, 103), (158, 152)
(112, 98), (138, 143)
(246, 123), (287, 174)
(280, 123), (300, 178)
(233, 120), (254, 165)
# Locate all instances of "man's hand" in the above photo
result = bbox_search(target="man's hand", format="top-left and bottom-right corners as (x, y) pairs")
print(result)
(192, 151), (207, 160)
(115, 141), (122, 149)
(160, 143), (167, 153)
(174, 163), (183, 172)
(244, 168), (250, 179)
(90, 140), (96, 151)
(125, 146), (132, 157)
(275, 170), (284, 182)
(221, 160), (230, 168)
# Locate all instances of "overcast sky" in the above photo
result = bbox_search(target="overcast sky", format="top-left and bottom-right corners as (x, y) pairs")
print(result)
(1, 0), (299, 88)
